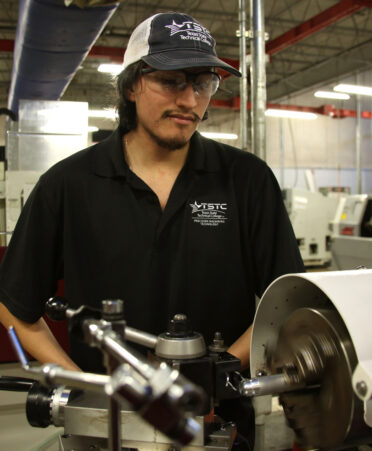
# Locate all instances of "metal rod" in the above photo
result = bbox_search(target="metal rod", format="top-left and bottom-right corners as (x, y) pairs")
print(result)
(102, 333), (154, 380)
(249, 0), (267, 160)
(356, 74), (362, 194)
(239, 373), (304, 397)
(239, 0), (248, 151)
(7, 326), (29, 368)
(280, 117), (285, 188)
(125, 326), (158, 349)
(108, 397), (121, 451)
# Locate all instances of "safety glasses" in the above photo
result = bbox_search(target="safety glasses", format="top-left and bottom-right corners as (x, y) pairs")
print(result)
(141, 68), (221, 98)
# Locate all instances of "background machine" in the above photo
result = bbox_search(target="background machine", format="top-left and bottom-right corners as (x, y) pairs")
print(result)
(331, 194), (372, 270)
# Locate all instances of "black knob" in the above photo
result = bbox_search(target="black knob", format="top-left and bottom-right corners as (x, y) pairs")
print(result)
(45, 297), (69, 321)
(167, 313), (193, 338)
(26, 382), (54, 428)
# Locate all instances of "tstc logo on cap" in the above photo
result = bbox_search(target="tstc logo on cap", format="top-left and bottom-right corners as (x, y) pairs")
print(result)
(165, 20), (213, 47)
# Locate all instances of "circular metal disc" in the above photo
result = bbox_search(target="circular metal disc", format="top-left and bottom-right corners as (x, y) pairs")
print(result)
(270, 307), (357, 449)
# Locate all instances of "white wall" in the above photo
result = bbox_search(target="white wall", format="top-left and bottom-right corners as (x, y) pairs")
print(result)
(201, 67), (372, 194)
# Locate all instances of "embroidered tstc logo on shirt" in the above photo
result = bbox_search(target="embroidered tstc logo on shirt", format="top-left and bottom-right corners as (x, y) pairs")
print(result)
(189, 201), (228, 227)
(165, 21), (213, 47)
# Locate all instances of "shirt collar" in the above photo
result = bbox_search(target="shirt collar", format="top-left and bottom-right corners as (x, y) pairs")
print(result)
(92, 127), (221, 178)
(93, 127), (128, 178)
(188, 131), (221, 173)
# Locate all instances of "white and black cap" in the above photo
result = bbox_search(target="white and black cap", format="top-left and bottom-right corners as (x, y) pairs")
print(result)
(123, 12), (241, 77)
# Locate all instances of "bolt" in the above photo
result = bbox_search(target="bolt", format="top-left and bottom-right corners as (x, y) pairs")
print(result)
(173, 313), (187, 321)
(356, 381), (368, 397)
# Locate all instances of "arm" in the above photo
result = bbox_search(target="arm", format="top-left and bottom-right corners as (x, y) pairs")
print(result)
(0, 302), (80, 371)
(227, 324), (252, 370)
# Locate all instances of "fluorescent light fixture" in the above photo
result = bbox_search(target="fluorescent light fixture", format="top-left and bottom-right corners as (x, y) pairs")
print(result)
(265, 109), (317, 119)
(200, 132), (238, 140)
(88, 126), (99, 132)
(314, 90), (350, 100)
(88, 109), (117, 119)
(334, 83), (372, 96)
(98, 63), (123, 75)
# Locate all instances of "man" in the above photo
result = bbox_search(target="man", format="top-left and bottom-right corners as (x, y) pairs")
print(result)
(0, 11), (304, 443)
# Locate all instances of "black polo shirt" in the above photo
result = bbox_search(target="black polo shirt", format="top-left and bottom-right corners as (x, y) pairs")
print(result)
(0, 128), (304, 372)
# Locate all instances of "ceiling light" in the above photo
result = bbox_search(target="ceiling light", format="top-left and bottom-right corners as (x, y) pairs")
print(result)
(200, 132), (238, 140)
(314, 91), (350, 100)
(88, 109), (117, 119)
(265, 109), (317, 119)
(334, 84), (372, 96)
(88, 126), (99, 132)
(98, 63), (123, 75)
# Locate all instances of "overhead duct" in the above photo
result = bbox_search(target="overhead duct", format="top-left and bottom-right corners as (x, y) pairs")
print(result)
(8, 0), (119, 117)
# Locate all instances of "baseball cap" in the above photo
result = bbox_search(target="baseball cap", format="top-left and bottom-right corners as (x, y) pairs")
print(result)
(123, 12), (241, 77)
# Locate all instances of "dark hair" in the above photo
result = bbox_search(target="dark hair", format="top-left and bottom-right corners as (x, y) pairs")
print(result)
(116, 60), (146, 131)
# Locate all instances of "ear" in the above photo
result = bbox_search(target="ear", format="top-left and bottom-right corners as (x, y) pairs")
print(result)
(125, 87), (136, 102)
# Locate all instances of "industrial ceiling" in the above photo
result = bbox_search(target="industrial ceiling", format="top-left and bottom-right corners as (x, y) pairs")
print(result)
(0, 0), (372, 120)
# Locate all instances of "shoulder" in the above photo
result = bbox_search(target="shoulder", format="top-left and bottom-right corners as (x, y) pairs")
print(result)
(40, 128), (117, 187)
(41, 143), (96, 183)
(196, 132), (270, 177)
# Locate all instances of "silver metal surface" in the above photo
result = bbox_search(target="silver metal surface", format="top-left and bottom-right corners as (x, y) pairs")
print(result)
(239, 0), (248, 151)
(6, 100), (87, 172)
(62, 392), (205, 446)
(269, 307), (372, 449)
(331, 236), (372, 270)
(84, 321), (154, 380)
(58, 421), (233, 451)
(102, 299), (124, 315)
(356, 74), (361, 195)
(249, 0), (266, 160)
(250, 274), (333, 378)
(18, 100), (88, 135)
(155, 332), (206, 359)
(239, 373), (303, 397)
(125, 326), (158, 349)
(50, 386), (72, 427)
(29, 364), (109, 392)
(108, 397), (121, 451)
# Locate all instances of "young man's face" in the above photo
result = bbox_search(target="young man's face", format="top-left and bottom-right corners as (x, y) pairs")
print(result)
(128, 68), (217, 150)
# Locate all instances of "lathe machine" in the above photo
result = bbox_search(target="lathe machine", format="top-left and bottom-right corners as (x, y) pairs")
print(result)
(4, 269), (372, 450)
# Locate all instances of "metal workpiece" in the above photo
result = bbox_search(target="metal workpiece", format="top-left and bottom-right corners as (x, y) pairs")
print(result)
(239, 373), (303, 397)
(155, 332), (206, 359)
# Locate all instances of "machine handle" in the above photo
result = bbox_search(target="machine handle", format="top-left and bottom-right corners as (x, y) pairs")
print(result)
(0, 376), (34, 392)
(45, 296), (69, 321)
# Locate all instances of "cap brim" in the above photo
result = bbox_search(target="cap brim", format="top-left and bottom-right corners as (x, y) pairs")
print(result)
(142, 50), (241, 77)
